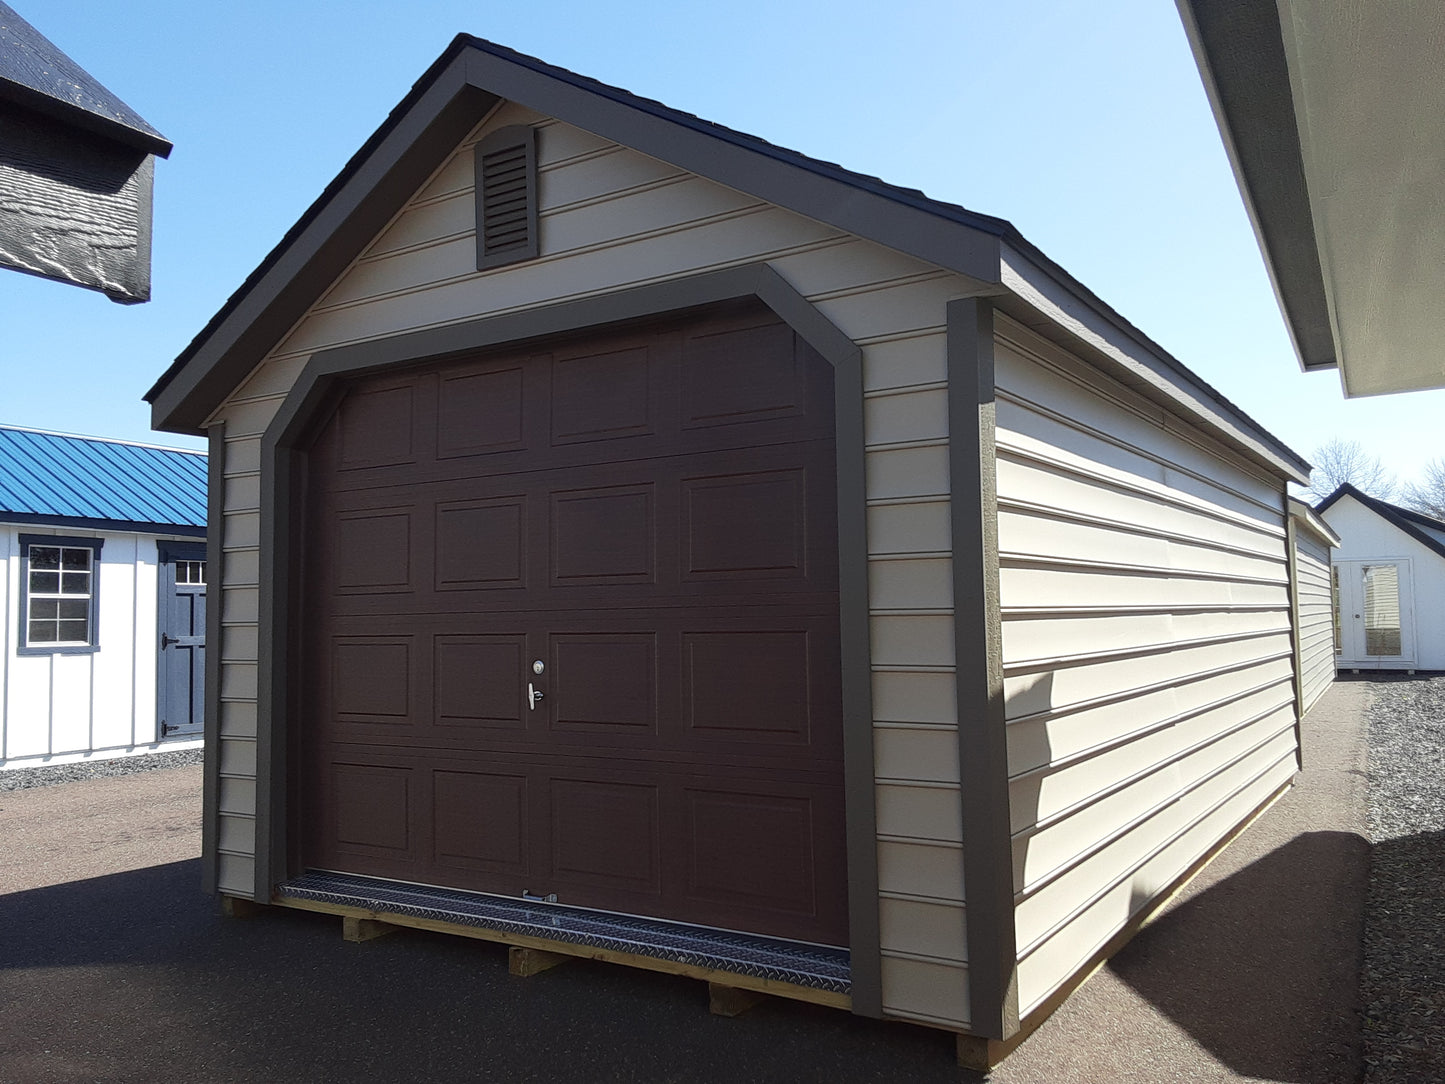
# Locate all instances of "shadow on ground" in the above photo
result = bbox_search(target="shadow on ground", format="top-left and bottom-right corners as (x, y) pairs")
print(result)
(1108, 831), (1368, 1084)
(0, 860), (976, 1083)
(1360, 828), (1445, 1082)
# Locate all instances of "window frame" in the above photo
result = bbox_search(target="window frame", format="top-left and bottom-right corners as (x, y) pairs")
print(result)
(17, 534), (104, 655)
(157, 539), (207, 586)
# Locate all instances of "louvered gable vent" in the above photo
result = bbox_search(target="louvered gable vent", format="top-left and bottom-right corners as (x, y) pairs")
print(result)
(475, 125), (539, 269)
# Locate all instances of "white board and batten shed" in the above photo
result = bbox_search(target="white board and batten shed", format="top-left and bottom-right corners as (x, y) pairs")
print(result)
(145, 37), (1319, 1067)
(0, 425), (208, 769)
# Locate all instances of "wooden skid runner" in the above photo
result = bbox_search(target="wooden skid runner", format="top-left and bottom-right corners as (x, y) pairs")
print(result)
(272, 895), (851, 1011)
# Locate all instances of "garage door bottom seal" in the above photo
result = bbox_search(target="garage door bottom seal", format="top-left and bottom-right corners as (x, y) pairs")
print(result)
(277, 871), (851, 994)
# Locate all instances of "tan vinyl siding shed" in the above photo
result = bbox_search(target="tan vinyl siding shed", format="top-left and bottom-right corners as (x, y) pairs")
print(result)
(145, 37), (1315, 1068)
(1287, 497), (1340, 716)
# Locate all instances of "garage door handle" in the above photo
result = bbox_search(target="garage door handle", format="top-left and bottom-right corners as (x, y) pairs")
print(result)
(528, 683), (544, 710)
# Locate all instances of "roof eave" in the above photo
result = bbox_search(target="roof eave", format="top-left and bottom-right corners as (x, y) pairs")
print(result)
(1174, 0), (1338, 380)
(0, 0), (172, 158)
(1287, 496), (1341, 548)
(0, 77), (172, 157)
(0, 512), (205, 536)
(997, 238), (1311, 485)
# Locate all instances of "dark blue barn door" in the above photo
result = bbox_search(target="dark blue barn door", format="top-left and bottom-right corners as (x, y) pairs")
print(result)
(158, 541), (206, 738)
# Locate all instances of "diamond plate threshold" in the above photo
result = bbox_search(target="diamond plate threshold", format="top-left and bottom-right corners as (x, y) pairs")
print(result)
(276, 871), (851, 1002)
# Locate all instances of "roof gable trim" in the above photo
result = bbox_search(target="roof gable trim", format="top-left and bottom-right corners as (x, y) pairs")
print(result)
(456, 43), (1005, 286)
(148, 50), (498, 432)
(1317, 483), (1445, 564)
(148, 36), (1005, 435)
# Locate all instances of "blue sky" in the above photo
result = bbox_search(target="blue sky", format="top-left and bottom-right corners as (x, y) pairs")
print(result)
(4, 0), (1442, 486)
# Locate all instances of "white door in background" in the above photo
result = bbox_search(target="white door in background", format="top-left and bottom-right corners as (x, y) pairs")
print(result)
(1334, 559), (1416, 669)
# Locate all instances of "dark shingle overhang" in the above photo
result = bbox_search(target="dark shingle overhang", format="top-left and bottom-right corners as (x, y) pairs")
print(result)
(0, 2), (171, 157)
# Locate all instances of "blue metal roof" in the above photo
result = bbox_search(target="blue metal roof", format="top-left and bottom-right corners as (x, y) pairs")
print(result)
(0, 425), (206, 530)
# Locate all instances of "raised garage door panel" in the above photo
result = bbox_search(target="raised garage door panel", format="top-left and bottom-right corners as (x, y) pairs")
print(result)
(300, 301), (848, 945)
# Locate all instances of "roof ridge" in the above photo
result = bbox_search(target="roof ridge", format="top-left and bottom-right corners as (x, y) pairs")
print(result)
(454, 35), (1014, 239)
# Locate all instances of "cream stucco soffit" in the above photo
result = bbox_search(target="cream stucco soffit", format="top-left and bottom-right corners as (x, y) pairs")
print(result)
(1179, 0), (1445, 397)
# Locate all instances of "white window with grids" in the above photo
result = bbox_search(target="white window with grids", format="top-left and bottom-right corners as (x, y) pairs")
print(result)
(20, 536), (102, 651)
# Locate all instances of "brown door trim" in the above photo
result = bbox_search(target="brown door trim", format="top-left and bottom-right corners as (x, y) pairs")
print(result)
(255, 263), (883, 1015)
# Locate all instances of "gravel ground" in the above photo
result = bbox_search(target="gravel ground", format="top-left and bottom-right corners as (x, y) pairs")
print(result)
(0, 747), (203, 792)
(1362, 674), (1445, 1084)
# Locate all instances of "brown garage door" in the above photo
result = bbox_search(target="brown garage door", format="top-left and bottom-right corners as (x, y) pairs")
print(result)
(298, 300), (848, 945)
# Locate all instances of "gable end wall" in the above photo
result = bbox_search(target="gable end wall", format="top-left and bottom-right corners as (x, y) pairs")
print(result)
(207, 103), (979, 1030)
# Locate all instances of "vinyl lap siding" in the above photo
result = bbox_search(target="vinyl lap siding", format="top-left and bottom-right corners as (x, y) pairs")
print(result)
(1294, 530), (1336, 714)
(214, 430), (261, 893)
(993, 319), (1297, 1018)
(208, 103), (972, 1026)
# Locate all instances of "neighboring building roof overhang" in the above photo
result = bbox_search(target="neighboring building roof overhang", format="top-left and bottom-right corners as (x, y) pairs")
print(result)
(1287, 496), (1340, 549)
(1315, 483), (1445, 564)
(147, 35), (1310, 484)
(0, 3), (172, 303)
(1177, 1), (1445, 398)
(0, 2), (171, 158)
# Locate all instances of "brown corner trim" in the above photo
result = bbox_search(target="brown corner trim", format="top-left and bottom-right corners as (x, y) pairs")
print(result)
(947, 297), (1019, 1040)
(255, 262), (882, 1014)
(200, 422), (226, 896)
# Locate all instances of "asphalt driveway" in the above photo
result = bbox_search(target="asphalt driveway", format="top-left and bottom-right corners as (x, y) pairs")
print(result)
(0, 682), (1372, 1083)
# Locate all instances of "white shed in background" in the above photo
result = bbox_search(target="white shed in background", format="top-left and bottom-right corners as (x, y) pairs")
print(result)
(0, 426), (209, 769)
(1317, 484), (1445, 672)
